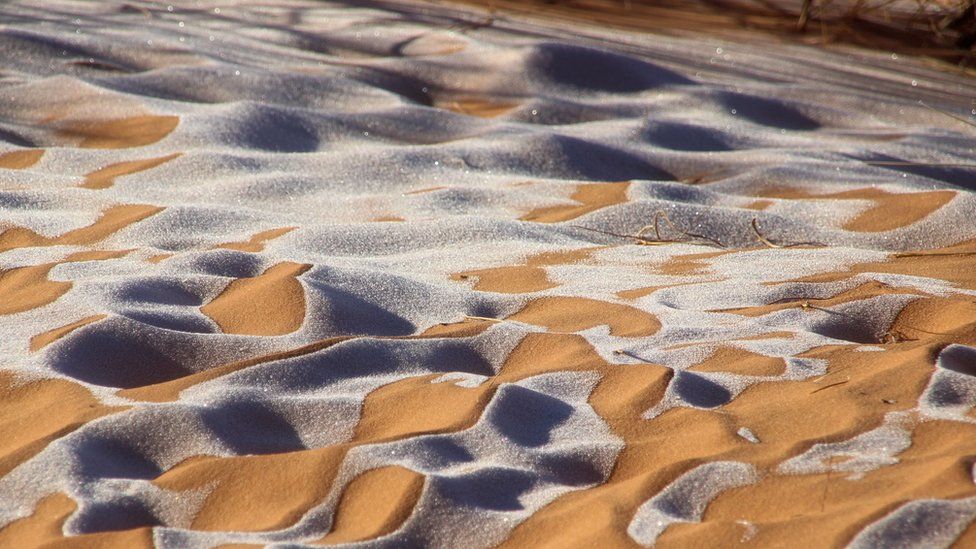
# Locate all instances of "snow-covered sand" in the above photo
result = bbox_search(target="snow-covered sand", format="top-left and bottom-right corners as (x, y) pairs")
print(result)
(1, 0), (976, 546)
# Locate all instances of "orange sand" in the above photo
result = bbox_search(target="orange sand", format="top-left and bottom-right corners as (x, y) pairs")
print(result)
(59, 115), (179, 149)
(201, 262), (311, 336)
(522, 182), (630, 223)
(750, 186), (957, 232)
(0, 149), (44, 170)
(81, 153), (181, 189)
(216, 227), (296, 253)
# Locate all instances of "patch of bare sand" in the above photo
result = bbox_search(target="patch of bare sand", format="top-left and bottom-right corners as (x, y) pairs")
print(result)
(0, 204), (163, 252)
(58, 115), (179, 149)
(751, 186), (956, 232)
(507, 295), (660, 337)
(146, 253), (173, 264)
(29, 314), (107, 352)
(201, 262), (311, 336)
(521, 182), (630, 223)
(453, 246), (604, 293)
(775, 240), (976, 292)
(317, 466), (425, 544)
(0, 372), (125, 478)
(81, 152), (181, 189)
(654, 249), (734, 276)
(354, 373), (495, 441)
(0, 493), (153, 548)
(153, 436), (424, 537)
(434, 96), (520, 118)
(155, 448), (348, 532)
(215, 227), (296, 253)
(0, 149), (44, 170)
(0, 250), (130, 315)
(688, 346), (787, 377)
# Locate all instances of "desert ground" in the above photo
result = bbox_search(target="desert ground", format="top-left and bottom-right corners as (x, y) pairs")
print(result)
(1, 0), (976, 547)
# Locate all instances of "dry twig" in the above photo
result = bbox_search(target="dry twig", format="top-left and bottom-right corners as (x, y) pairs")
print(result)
(811, 377), (851, 394)
(751, 218), (824, 249)
(572, 210), (726, 248)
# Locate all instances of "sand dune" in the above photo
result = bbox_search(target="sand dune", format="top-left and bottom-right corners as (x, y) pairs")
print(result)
(0, 0), (975, 547)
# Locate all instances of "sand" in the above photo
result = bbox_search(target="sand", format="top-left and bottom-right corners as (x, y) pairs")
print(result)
(1, 0), (976, 547)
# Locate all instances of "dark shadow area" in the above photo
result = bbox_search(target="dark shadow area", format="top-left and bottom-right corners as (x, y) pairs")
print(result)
(305, 279), (416, 336)
(199, 398), (306, 454)
(937, 345), (976, 376)
(438, 467), (535, 511)
(228, 105), (320, 153)
(261, 338), (495, 393)
(809, 314), (882, 344)
(408, 438), (476, 468)
(673, 371), (731, 408)
(848, 152), (976, 190)
(716, 91), (821, 130)
(71, 497), (160, 534)
(49, 323), (192, 388)
(488, 385), (575, 447)
(74, 436), (163, 480)
(923, 375), (967, 408)
(526, 42), (696, 93)
(641, 119), (734, 152)
(118, 310), (216, 334)
(115, 278), (204, 307)
(536, 453), (605, 487)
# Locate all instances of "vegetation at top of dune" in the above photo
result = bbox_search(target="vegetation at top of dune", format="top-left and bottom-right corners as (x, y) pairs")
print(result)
(450, 0), (976, 69)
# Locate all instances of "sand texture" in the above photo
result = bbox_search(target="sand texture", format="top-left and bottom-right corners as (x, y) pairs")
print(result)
(1, 0), (976, 547)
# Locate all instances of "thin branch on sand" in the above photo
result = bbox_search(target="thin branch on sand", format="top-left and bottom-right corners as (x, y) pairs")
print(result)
(751, 218), (824, 249)
(464, 315), (504, 323)
(864, 160), (976, 168)
(811, 377), (850, 394)
(798, 301), (848, 315)
(635, 210), (726, 249)
(572, 210), (726, 249)
(812, 364), (853, 383)
(880, 330), (918, 344)
(918, 100), (976, 129)
(612, 349), (657, 363)
(798, 0), (814, 30)
(574, 215), (830, 251)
